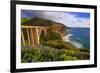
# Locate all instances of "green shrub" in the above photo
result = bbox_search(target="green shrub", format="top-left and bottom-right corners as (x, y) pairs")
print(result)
(47, 30), (62, 41)
(59, 54), (78, 60)
(21, 47), (58, 62)
(40, 47), (58, 61)
(21, 46), (89, 63)
(21, 48), (42, 62)
(21, 48), (33, 62)
(21, 18), (31, 24)
(45, 40), (77, 50)
(79, 48), (90, 53)
(39, 29), (62, 45)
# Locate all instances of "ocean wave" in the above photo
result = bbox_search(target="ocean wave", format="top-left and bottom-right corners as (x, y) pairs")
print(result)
(69, 40), (83, 48)
(67, 34), (73, 37)
(63, 35), (83, 48)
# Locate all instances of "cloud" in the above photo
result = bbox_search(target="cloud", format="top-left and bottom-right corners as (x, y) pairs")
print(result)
(22, 10), (90, 28)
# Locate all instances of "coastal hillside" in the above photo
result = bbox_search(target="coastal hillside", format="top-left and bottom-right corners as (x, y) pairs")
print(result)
(21, 17), (90, 63)
(22, 17), (69, 41)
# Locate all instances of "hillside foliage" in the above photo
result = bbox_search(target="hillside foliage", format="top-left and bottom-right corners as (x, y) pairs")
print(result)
(21, 18), (90, 63)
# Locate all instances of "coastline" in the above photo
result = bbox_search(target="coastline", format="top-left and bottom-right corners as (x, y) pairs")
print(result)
(63, 35), (83, 48)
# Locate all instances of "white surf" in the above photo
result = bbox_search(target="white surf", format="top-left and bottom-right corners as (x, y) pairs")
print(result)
(63, 34), (83, 48)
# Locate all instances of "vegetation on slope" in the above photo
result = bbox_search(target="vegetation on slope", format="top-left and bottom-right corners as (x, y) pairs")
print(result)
(21, 17), (90, 63)
(21, 18), (31, 24)
(21, 46), (90, 63)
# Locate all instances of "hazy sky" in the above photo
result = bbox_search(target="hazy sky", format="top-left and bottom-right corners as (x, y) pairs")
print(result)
(21, 10), (90, 28)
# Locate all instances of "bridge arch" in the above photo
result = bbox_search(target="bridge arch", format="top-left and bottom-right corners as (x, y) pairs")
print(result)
(21, 25), (49, 47)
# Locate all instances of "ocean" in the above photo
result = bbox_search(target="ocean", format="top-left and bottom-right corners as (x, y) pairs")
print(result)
(64, 27), (90, 49)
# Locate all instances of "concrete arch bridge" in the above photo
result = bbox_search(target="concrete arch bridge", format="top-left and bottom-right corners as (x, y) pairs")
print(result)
(21, 25), (49, 47)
